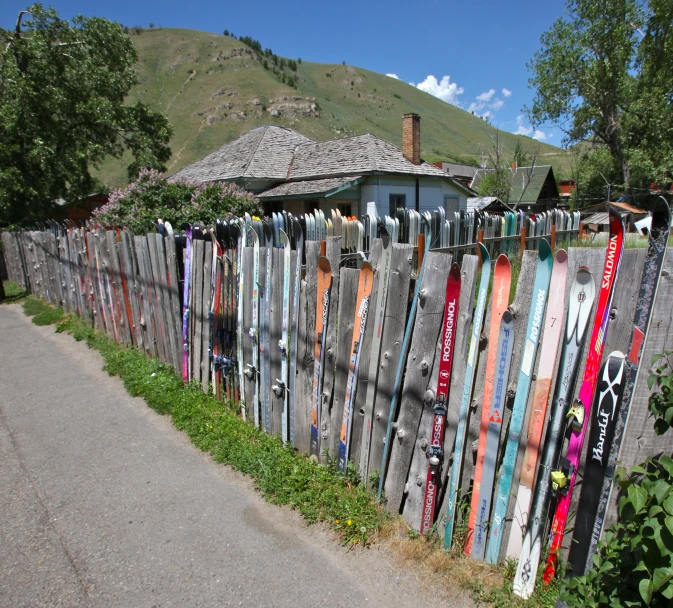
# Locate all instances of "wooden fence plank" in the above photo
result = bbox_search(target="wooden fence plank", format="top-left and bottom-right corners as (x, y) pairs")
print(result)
(164, 233), (183, 373)
(385, 251), (453, 515)
(134, 236), (158, 359)
(369, 243), (414, 480)
(242, 246), (255, 421)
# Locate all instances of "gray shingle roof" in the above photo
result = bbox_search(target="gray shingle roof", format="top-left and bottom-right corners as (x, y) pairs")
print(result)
(287, 133), (448, 179)
(259, 176), (364, 199)
(169, 126), (313, 183)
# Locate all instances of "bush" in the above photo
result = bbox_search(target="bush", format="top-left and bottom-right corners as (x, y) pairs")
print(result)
(93, 169), (261, 234)
(561, 351), (673, 607)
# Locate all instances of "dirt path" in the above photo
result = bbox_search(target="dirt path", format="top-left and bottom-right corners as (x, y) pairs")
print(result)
(0, 305), (473, 608)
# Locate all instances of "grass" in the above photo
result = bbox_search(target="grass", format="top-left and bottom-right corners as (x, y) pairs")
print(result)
(7, 283), (565, 607)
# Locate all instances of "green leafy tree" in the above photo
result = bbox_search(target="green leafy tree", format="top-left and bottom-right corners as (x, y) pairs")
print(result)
(0, 4), (172, 228)
(527, 0), (673, 194)
(93, 170), (261, 235)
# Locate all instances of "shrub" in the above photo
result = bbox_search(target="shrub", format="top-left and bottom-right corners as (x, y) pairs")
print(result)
(561, 351), (673, 607)
(93, 169), (261, 234)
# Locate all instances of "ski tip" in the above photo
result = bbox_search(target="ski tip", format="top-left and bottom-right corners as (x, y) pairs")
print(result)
(502, 308), (514, 324)
(576, 265), (593, 286)
(496, 253), (511, 269)
(318, 256), (331, 273)
(653, 196), (672, 230)
(361, 260), (373, 272)
(449, 262), (461, 281)
(279, 229), (290, 248)
(608, 208), (625, 234)
(477, 241), (489, 262)
(538, 237), (552, 260)
(555, 248), (568, 264)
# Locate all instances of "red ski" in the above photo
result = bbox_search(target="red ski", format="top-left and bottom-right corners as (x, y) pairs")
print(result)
(420, 263), (461, 535)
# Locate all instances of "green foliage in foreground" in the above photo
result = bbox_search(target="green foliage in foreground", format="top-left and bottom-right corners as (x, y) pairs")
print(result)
(561, 351), (673, 607)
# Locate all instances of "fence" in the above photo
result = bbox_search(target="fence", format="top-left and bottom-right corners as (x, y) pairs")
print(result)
(2, 207), (668, 573)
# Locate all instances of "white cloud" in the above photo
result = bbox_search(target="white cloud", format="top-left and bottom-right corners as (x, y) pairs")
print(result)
(502, 88), (512, 98)
(386, 73), (399, 80)
(415, 75), (464, 106)
(476, 88), (496, 102)
(491, 98), (504, 111)
(468, 101), (483, 113)
(513, 115), (548, 141)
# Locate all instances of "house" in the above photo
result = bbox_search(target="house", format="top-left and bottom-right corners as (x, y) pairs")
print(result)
(467, 196), (509, 213)
(433, 162), (479, 189)
(169, 114), (472, 218)
(580, 201), (648, 232)
(470, 165), (560, 210)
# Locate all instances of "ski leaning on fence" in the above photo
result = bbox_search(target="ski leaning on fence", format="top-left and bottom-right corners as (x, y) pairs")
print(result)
(420, 262), (461, 535)
(444, 242), (491, 550)
(569, 197), (671, 578)
(485, 239), (554, 564)
(337, 262), (374, 472)
(273, 229), (292, 444)
(471, 309), (515, 559)
(310, 257), (332, 459)
(289, 219), (303, 444)
(378, 231), (432, 501)
(237, 218), (248, 417)
(359, 235), (392, 479)
(261, 223), (273, 433)
(505, 249), (569, 560)
(543, 210), (625, 584)
(246, 229), (261, 427)
(513, 265), (596, 599)
(182, 225), (192, 382)
(466, 254), (512, 553)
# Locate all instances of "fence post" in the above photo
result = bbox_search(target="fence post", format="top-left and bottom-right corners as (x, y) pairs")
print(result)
(579, 223), (586, 241)
(519, 225), (527, 260)
(476, 229), (484, 269)
(551, 225), (557, 250)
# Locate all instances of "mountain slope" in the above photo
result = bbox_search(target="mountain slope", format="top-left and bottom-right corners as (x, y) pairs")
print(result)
(96, 28), (569, 188)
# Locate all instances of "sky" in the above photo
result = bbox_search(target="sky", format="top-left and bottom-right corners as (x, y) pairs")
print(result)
(1, 0), (570, 145)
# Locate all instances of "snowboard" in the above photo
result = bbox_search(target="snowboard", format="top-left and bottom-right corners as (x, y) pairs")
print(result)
(471, 309), (515, 559)
(572, 196), (670, 577)
(466, 254), (512, 553)
(543, 210), (625, 583)
(485, 239), (554, 564)
(512, 265), (596, 599)
(443, 242), (491, 550)
(377, 228), (433, 501)
(359, 235), (393, 480)
(337, 262), (374, 472)
(310, 256), (332, 459)
(420, 263), (462, 535)
(505, 248), (569, 560)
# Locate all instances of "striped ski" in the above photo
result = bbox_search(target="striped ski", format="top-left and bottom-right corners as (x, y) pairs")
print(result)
(471, 309), (515, 559)
(505, 248), (569, 560)
(182, 225), (192, 382)
(543, 210), (625, 583)
(337, 262), (374, 472)
(420, 262), (462, 535)
(310, 256), (332, 459)
(570, 197), (670, 577)
(485, 239), (554, 564)
(466, 254), (512, 553)
(289, 218), (303, 444)
(513, 265), (596, 599)
(443, 242), (491, 550)
(359, 235), (393, 479)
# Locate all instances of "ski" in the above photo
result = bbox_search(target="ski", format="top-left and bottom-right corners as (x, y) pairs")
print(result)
(246, 228), (260, 428)
(485, 239), (554, 564)
(505, 249), (569, 560)
(377, 228), (434, 501)
(289, 218), (303, 444)
(359, 235), (393, 479)
(471, 309), (515, 559)
(542, 210), (625, 583)
(420, 262), (462, 535)
(571, 197), (670, 577)
(310, 256), (332, 459)
(182, 225), (192, 382)
(237, 218), (248, 418)
(443, 242), (491, 549)
(209, 228), (224, 395)
(273, 229), (292, 444)
(512, 265), (596, 599)
(260, 221), (273, 433)
(337, 262), (374, 472)
(466, 254), (512, 554)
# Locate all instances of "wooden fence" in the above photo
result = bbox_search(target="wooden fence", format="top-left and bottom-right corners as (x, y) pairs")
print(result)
(2, 218), (669, 569)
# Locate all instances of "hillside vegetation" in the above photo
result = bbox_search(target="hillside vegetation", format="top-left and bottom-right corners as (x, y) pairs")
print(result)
(97, 28), (569, 188)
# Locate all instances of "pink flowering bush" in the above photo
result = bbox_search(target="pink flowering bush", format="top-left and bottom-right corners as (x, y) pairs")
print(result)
(93, 170), (261, 234)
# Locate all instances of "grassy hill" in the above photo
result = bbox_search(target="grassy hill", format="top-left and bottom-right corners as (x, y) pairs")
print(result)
(97, 28), (571, 188)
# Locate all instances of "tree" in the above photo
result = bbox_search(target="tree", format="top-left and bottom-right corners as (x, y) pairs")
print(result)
(527, 0), (673, 194)
(0, 4), (172, 228)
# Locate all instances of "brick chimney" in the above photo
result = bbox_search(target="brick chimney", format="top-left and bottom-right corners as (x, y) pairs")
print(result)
(402, 113), (421, 165)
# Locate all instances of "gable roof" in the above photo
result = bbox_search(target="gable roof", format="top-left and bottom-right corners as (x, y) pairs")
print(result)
(287, 133), (449, 180)
(259, 176), (365, 200)
(169, 126), (313, 183)
(471, 165), (559, 204)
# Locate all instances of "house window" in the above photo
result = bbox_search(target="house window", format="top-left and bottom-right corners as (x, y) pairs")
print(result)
(337, 203), (352, 217)
(389, 194), (406, 216)
(444, 195), (459, 213)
